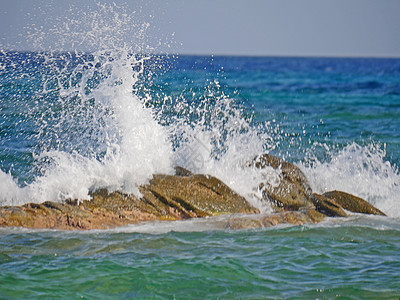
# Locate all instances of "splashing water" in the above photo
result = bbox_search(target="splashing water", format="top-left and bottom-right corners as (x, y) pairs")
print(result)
(301, 142), (400, 218)
(1, 3), (175, 203)
(0, 3), (399, 218)
(0, 3), (273, 208)
(28, 49), (174, 202)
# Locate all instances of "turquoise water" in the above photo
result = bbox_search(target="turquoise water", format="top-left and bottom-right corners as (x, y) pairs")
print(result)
(1, 217), (400, 299)
(1, 5), (400, 297)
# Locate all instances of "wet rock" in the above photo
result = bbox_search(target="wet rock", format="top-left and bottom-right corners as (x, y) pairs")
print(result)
(86, 189), (173, 220)
(142, 174), (259, 218)
(174, 166), (193, 177)
(0, 173), (259, 230)
(0, 198), (158, 230)
(226, 208), (326, 230)
(226, 216), (263, 230)
(249, 153), (313, 211)
(310, 193), (348, 217)
(323, 191), (386, 216)
(1, 163), (387, 231)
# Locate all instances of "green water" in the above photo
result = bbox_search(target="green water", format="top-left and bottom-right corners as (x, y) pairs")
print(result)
(1, 216), (399, 299)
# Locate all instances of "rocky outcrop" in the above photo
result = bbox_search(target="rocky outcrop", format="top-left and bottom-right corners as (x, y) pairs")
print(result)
(0, 171), (258, 230)
(323, 191), (386, 216)
(246, 154), (385, 218)
(249, 153), (313, 211)
(0, 154), (387, 230)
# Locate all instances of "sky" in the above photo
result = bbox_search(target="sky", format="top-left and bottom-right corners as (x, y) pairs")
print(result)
(1, 0), (400, 57)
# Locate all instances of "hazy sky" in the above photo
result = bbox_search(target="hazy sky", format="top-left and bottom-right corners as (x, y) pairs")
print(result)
(1, 0), (400, 57)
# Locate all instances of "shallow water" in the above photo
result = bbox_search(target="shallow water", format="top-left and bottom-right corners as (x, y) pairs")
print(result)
(1, 216), (400, 299)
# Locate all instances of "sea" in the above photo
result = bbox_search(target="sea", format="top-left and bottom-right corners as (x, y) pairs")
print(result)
(1, 4), (400, 299)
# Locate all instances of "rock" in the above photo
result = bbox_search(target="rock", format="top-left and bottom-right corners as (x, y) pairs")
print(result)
(310, 193), (348, 217)
(1, 161), (388, 230)
(0, 197), (158, 230)
(226, 208), (326, 230)
(175, 166), (193, 177)
(249, 153), (313, 211)
(0, 173), (259, 230)
(323, 191), (386, 216)
(142, 174), (259, 218)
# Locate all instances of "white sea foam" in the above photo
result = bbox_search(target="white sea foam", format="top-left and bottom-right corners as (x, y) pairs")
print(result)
(301, 143), (400, 218)
(0, 170), (28, 206)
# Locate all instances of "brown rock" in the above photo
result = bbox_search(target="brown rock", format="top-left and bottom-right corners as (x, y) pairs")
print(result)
(0, 173), (259, 230)
(310, 193), (348, 217)
(142, 174), (259, 218)
(0, 199), (158, 230)
(249, 153), (313, 211)
(323, 190), (385, 216)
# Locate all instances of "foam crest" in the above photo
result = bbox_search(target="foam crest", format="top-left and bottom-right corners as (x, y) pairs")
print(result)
(302, 143), (400, 218)
(0, 170), (28, 206)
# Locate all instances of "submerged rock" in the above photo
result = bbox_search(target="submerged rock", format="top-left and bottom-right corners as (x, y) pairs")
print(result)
(323, 191), (386, 216)
(249, 153), (313, 211)
(226, 208), (326, 230)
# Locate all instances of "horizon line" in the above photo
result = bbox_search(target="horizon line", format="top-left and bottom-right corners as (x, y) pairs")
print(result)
(2, 49), (400, 59)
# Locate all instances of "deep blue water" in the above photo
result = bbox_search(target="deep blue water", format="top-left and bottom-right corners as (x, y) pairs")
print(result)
(1, 53), (400, 298)
(163, 55), (400, 161)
